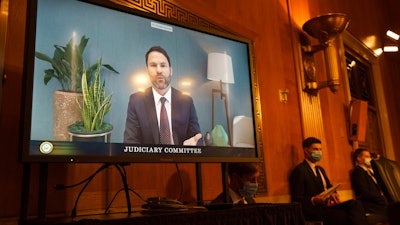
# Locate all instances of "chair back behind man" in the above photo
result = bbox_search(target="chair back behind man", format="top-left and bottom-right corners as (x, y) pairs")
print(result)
(371, 156), (400, 203)
(371, 156), (400, 225)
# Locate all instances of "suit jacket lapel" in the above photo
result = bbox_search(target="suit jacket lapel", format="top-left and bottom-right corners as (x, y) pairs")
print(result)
(315, 166), (325, 189)
(361, 166), (381, 190)
(170, 88), (179, 144)
(144, 88), (160, 144)
(303, 161), (316, 177)
(303, 161), (325, 191)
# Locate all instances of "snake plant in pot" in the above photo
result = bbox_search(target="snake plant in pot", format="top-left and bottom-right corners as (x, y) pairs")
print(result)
(35, 35), (118, 92)
(35, 35), (118, 141)
(67, 58), (114, 142)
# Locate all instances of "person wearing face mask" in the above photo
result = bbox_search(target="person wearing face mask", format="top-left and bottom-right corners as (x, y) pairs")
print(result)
(351, 148), (388, 224)
(210, 162), (260, 205)
(289, 137), (368, 225)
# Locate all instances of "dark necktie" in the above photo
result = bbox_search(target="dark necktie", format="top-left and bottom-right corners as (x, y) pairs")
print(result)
(366, 169), (383, 192)
(159, 97), (171, 144)
(315, 166), (324, 190)
(367, 169), (377, 184)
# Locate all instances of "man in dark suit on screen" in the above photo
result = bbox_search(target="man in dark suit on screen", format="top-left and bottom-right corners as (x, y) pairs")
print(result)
(124, 46), (202, 145)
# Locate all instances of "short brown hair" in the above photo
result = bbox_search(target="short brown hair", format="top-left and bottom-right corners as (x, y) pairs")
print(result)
(227, 162), (260, 177)
(302, 137), (321, 148)
(352, 148), (369, 165)
(145, 46), (171, 66)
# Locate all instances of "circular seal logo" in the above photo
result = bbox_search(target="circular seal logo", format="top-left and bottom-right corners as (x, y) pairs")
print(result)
(39, 141), (53, 154)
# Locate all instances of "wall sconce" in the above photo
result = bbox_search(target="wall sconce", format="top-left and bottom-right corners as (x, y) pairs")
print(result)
(207, 52), (235, 144)
(300, 13), (350, 96)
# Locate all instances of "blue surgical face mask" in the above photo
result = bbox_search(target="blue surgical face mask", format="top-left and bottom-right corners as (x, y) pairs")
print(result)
(310, 151), (322, 162)
(239, 182), (258, 197)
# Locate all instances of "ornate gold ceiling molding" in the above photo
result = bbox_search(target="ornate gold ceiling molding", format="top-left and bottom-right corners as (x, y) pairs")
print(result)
(110, 0), (266, 194)
(110, 0), (228, 32)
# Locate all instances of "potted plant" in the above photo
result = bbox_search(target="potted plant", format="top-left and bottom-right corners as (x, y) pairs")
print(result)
(67, 58), (113, 142)
(35, 35), (118, 141)
(35, 35), (118, 92)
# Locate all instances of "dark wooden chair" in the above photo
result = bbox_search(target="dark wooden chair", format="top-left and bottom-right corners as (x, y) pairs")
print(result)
(371, 156), (400, 225)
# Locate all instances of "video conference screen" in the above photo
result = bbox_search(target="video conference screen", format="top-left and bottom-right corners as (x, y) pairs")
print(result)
(20, 0), (261, 163)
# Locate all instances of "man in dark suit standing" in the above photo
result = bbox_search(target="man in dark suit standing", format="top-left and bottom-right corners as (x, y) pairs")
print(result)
(124, 46), (202, 145)
(351, 148), (388, 223)
(211, 162), (260, 205)
(289, 137), (368, 225)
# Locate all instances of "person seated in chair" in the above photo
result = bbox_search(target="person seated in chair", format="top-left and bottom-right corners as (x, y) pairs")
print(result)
(211, 162), (260, 205)
(351, 148), (389, 224)
(289, 137), (368, 225)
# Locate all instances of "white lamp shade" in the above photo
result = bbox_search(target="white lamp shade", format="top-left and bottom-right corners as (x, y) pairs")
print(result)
(207, 52), (234, 84)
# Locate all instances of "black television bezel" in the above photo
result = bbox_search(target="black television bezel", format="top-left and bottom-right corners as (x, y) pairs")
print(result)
(19, 0), (263, 163)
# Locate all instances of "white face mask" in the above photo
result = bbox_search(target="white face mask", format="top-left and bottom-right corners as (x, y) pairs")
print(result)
(364, 157), (372, 166)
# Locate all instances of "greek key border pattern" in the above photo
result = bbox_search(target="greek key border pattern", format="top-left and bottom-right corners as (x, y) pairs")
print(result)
(110, 0), (227, 32)
(109, 0), (267, 195)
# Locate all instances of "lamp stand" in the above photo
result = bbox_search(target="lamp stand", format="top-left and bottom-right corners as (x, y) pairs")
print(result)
(211, 80), (232, 145)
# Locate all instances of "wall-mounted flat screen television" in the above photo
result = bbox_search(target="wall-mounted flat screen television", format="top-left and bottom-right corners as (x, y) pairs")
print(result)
(20, 0), (262, 163)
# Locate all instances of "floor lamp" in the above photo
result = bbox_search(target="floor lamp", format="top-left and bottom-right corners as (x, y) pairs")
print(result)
(207, 52), (235, 145)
